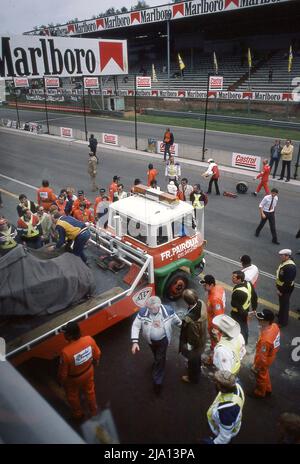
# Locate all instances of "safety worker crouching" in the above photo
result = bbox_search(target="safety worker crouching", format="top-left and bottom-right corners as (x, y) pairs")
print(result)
(0, 217), (19, 256)
(212, 314), (246, 377)
(203, 370), (245, 444)
(50, 212), (91, 263)
(250, 309), (280, 398)
(231, 270), (258, 345)
(58, 321), (101, 420)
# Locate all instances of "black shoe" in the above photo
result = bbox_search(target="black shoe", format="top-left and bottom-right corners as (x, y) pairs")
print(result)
(285, 179), (290, 182)
(278, 178), (283, 180)
(216, 193), (220, 196)
(252, 192), (258, 196)
(272, 240), (280, 244)
(206, 191), (211, 194)
(255, 232), (259, 237)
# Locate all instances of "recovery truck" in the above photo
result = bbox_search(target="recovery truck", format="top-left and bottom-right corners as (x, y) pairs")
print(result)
(3, 185), (205, 366)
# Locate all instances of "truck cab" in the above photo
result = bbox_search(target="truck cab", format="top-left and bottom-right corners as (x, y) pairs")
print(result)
(107, 185), (205, 299)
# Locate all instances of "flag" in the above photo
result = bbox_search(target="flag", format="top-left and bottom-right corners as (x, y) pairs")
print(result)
(248, 48), (252, 68)
(152, 63), (158, 82)
(178, 53), (185, 71)
(213, 52), (218, 74)
(288, 45), (293, 73)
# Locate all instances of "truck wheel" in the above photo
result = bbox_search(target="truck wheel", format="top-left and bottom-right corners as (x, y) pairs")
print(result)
(164, 271), (189, 300)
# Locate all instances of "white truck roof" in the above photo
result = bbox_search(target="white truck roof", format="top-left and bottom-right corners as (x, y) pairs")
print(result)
(109, 194), (194, 227)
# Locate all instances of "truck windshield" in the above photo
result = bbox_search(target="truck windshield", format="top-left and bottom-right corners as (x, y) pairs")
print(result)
(172, 214), (195, 238)
(126, 218), (148, 245)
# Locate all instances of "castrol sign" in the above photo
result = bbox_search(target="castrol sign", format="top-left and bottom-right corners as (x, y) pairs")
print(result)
(232, 153), (261, 172)
(209, 75), (223, 91)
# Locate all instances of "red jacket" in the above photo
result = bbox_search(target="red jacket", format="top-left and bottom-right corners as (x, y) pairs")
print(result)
(257, 165), (270, 182)
(254, 323), (280, 369)
(58, 336), (101, 383)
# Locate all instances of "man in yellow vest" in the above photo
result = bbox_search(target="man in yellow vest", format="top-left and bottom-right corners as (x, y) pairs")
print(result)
(0, 217), (19, 256)
(231, 270), (258, 345)
(212, 314), (246, 376)
(276, 249), (297, 327)
(203, 370), (245, 444)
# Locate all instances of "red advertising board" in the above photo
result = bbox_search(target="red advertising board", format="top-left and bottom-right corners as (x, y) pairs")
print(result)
(102, 133), (119, 145)
(136, 76), (152, 89)
(84, 77), (99, 89)
(60, 127), (73, 138)
(14, 77), (29, 87)
(44, 77), (60, 88)
(209, 75), (223, 91)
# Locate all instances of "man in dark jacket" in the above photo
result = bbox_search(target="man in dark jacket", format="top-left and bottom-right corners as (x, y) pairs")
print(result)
(231, 270), (258, 345)
(88, 134), (99, 163)
(269, 140), (282, 179)
(179, 289), (207, 384)
(276, 249), (297, 327)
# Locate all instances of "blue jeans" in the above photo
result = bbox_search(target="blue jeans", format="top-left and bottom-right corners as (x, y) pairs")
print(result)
(149, 337), (168, 385)
(73, 230), (90, 263)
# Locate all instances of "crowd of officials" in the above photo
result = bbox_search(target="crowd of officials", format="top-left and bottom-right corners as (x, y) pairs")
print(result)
(0, 130), (299, 445)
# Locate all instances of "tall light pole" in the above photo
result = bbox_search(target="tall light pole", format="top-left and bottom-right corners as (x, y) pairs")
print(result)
(202, 73), (211, 161)
(166, 10), (171, 92)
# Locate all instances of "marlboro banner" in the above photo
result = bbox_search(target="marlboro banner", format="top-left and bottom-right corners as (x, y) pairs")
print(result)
(1, 36), (128, 78)
(30, 1), (290, 37)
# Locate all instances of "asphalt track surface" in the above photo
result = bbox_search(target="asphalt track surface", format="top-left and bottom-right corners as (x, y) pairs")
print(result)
(1, 129), (300, 444)
(2, 106), (299, 156)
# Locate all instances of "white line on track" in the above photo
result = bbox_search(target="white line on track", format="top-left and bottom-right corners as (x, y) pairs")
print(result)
(0, 173), (37, 190)
(206, 249), (300, 289)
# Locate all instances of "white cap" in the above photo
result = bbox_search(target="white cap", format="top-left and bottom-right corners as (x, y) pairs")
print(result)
(212, 314), (241, 338)
(207, 158), (214, 163)
(279, 249), (292, 255)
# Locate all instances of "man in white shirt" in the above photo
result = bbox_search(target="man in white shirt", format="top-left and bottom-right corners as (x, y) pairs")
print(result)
(131, 296), (181, 395)
(240, 255), (259, 288)
(255, 188), (280, 244)
(212, 315), (246, 376)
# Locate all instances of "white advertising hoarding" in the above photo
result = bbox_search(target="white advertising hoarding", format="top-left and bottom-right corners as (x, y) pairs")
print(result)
(60, 127), (73, 138)
(157, 141), (179, 157)
(102, 133), (119, 145)
(0, 36), (128, 78)
(84, 77), (99, 89)
(209, 75), (223, 91)
(44, 77), (60, 87)
(232, 152), (261, 171)
(136, 76), (151, 89)
(13, 77), (29, 87)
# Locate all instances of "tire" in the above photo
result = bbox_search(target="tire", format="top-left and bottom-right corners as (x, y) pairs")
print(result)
(236, 181), (248, 194)
(164, 271), (189, 300)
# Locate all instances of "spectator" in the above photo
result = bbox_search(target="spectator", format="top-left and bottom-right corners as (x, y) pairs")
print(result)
(131, 178), (141, 194)
(54, 194), (67, 215)
(240, 255), (259, 288)
(109, 176), (120, 202)
(268, 68), (273, 83)
(0, 217), (19, 256)
(36, 206), (53, 244)
(179, 289), (207, 384)
(203, 370), (245, 445)
(165, 156), (181, 184)
(17, 209), (43, 249)
(64, 187), (77, 216)
(167, 180), (178, 196)
(87, 151), (98, 192)
(17, 194), (37, 217)
(88, 134), (98, 160)
(73, 202), (94, 224)
(114, 184), (127, 201)
(93, 188), (106, 218)
(269, 140), (282, 179)
(37, 180), (57, 212)
(279, 140), (294, 182)
(178, 178), (193, 201)
(72, 191), (91, 213)
(163, 128), (174, 161)
(147, 163), (158, 187)
(131, 296), (181, 396)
